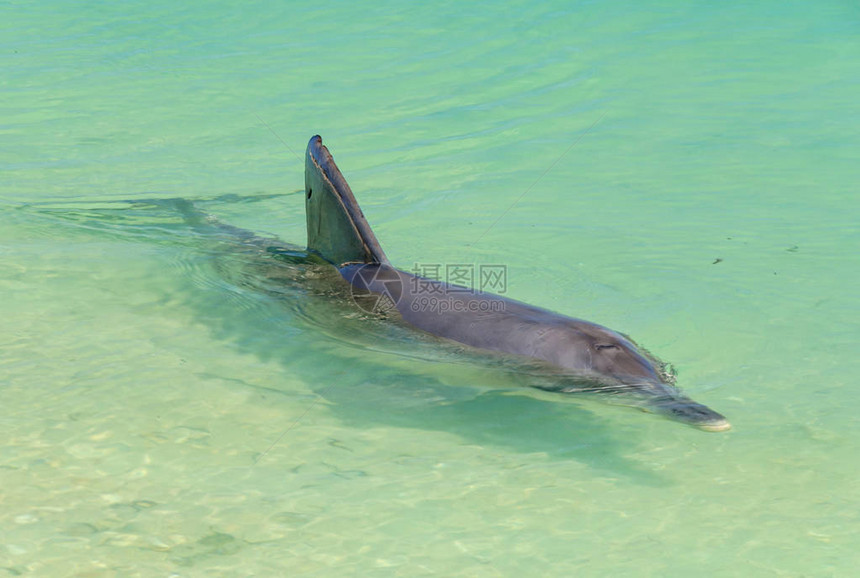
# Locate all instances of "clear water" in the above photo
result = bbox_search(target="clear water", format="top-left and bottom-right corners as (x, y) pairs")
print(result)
(3, 1), (859, 575)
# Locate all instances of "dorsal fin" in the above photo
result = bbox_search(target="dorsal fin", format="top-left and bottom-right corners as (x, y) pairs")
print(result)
(304, 135), (389, 266)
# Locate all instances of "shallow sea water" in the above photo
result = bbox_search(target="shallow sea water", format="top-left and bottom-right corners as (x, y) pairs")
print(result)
(2, 1), (859, 576)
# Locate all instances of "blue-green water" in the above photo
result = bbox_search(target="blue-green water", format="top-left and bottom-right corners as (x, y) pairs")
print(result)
(3, 1), (859, 575)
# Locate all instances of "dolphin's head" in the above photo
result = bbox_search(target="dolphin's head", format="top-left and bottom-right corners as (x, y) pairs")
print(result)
(554, 321), (661, 384)
(586, 334), (662, 384)
(554, 322), (731, 431)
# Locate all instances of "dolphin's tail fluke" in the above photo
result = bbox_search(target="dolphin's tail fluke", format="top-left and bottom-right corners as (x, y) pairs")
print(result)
(305, 135), (389, 267)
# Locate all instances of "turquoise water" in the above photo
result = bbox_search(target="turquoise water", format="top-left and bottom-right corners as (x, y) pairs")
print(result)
(3, 0), (859, 575)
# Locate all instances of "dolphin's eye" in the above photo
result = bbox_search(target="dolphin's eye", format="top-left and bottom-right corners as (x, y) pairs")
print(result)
(595, 344), (619, 351)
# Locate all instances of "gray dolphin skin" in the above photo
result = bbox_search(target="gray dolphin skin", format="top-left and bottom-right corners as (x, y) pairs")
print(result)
(305, 135), (730, 432)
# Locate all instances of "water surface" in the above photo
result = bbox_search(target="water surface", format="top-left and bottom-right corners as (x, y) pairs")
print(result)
(2, 1), (859, 575)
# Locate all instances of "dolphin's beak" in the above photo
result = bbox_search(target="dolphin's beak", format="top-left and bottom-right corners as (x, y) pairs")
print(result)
(647, 396), (732, 432)
(696, 419), (732, 432)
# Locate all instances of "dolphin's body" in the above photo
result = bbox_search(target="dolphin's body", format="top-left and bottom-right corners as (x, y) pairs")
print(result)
(305, 135), (730, 431)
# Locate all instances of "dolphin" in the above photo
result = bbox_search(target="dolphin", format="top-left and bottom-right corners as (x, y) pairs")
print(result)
(305, 135), (730, 432)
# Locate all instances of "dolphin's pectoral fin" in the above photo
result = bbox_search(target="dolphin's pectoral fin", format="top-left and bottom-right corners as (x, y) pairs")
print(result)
(304, 136), (389, 267)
